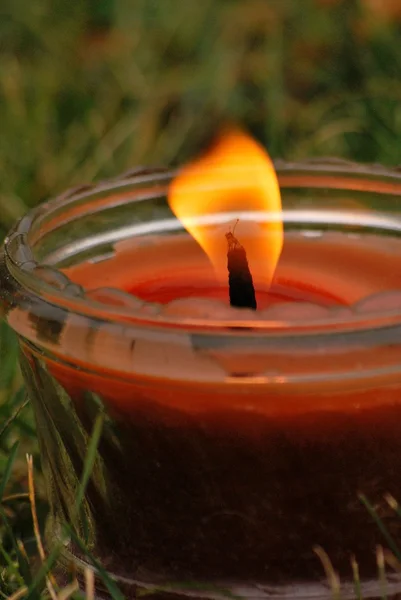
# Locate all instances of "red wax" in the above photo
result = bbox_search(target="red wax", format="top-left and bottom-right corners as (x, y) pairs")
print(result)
(15, 230), (401, 593)
(44, 229), (401, 416)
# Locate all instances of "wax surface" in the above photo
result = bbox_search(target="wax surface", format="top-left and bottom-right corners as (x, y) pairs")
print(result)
(50, 229), (401, 415)
(64, 230), (401, 308)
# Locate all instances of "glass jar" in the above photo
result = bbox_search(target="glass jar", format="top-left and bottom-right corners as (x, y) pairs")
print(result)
(2, 160), (401, 599)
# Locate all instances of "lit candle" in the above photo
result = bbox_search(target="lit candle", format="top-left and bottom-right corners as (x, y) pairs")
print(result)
(2, 134), (401, 599)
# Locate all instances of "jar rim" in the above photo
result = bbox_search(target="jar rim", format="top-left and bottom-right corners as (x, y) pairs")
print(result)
(3, 159), (401, 338)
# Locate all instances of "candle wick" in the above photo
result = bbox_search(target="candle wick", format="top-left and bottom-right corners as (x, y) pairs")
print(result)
(226, 221), (257, 311)
(232, 218), (239, 237)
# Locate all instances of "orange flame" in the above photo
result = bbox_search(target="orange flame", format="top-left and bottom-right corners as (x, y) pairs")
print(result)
(168, 129), (283, 290)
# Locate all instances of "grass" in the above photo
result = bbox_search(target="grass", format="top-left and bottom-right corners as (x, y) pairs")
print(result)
(2, 0), (401, 597)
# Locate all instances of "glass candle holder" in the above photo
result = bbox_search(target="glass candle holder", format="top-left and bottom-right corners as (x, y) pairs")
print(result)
(2, 160), (401, 599)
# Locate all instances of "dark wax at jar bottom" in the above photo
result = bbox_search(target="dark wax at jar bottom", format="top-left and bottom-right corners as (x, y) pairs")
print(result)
(22, 349), (401, 587)
(95, 407), (401, 584)
(70, 402), (401, 581)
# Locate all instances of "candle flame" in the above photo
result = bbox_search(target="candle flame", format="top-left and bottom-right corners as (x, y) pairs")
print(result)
(168, 129), (283, 289)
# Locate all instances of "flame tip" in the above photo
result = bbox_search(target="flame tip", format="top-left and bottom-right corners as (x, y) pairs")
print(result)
(168, 129), (283, 289)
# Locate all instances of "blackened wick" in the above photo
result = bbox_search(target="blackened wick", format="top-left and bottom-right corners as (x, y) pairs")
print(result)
(226, 229), (257, 310)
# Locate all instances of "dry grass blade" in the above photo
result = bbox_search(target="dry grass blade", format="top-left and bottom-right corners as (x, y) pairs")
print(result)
(384, 494), (398, 511)
(85, 567), (95, 600)
(17, 540), (29, 565)
(383, 548), (401, 572)
(26, 455), (46, 562)
(6, 586), (28, 600)
(314, 546), (342, 600)
(15, 538), (34, 590)
(350, 555), (362, 600)
(2, 493), (30, 503)
(377, 545), (388, 600)
(56, 580), (79, 600)
(26, 454), (58, 600)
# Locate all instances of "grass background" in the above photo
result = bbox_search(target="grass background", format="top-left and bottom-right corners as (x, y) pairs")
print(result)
(2, 0), (401, 596)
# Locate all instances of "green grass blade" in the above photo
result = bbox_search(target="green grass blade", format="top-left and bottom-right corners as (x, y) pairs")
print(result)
(0, 391), (29, 442)
(0, 401), (29, 444)
(0, 321), (18, 391)
(0, 505), (33, 589)
(64, 525), (125, 600)
(359, 494), (401, 561)
(23, 542), (64, 600)
(4, 385), (25, 411)
(0, 440), (19, 501)
(74, 412), (104, 514)
(0, 544), (25, 589)
(73, 410), (104, 543)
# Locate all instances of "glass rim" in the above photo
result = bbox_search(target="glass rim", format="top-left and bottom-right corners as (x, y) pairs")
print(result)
(4, 158), (401, 337)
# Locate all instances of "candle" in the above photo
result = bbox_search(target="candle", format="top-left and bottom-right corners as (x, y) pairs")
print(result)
(2, 139), (401, 599)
